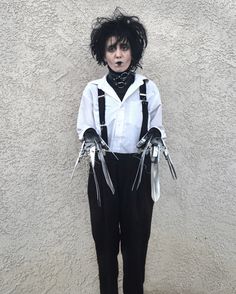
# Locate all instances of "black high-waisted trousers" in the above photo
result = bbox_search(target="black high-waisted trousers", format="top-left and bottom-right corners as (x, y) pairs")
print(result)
(87, 152), (154, 294)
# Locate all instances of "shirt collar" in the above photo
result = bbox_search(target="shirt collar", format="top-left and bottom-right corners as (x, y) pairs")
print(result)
(90, 74), (149, 102)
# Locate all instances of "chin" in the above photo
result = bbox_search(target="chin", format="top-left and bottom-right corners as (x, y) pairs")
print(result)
(115, 66), (129, 73)
(115, 69), (125, 73)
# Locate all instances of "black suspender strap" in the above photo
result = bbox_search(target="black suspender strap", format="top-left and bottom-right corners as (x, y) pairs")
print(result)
(98, 81), (148, 144)
(98, 88), (108, 144)
(139, 80), (148, 140)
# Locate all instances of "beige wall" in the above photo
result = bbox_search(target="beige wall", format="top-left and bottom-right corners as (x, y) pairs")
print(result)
(1, 0), (235, 293)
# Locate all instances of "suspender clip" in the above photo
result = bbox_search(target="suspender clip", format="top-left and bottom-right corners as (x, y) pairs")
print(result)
(98, 94), (105, 98)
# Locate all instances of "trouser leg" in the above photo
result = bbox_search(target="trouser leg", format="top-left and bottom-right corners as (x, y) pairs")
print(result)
(87, 156), (120, 294)
(118, 155), (154, 294)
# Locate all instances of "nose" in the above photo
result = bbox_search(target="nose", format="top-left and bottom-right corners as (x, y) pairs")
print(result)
(115, 47), (122, 58)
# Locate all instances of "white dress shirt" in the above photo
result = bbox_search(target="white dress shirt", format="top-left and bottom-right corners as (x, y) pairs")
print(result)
(77, 73), (166, 153)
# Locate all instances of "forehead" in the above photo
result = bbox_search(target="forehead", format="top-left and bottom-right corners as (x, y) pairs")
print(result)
(105, 36), (129, 46)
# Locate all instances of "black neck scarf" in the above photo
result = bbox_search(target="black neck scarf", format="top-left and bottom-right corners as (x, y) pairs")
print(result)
(106, 67), (135, 100)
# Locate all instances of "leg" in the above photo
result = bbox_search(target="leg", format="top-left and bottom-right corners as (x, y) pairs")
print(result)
(118, 155), (154, 294)
(87, 156), (120, 294)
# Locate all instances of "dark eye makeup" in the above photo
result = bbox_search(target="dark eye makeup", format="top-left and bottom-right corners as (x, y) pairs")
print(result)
(106, 42), (130, 52)
(107, 45), (116, 52)
(120, 43), (130, 50)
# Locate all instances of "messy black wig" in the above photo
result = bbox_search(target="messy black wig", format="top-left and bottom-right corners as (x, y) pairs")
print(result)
(90, 8), (148, 69)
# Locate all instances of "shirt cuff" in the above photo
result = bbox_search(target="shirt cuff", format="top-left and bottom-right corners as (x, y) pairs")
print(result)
(149, 126), (166, 139)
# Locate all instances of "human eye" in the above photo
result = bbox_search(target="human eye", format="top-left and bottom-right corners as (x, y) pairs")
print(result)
(120, 43), (130, 51)
(107, 45), (116, 52)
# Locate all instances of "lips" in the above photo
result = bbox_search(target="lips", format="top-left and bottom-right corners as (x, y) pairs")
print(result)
(116, 61), (123, 66)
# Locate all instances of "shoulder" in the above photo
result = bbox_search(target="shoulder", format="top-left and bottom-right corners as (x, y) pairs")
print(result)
(82, 76), (106, 95)
(85, 77), (103, 89)
(147, 79), (160, 96)
(135, 73), (160, 95)
(85, 76), (106, 91)
(135, 73), (158, 87)
(135, 73), (161, 105)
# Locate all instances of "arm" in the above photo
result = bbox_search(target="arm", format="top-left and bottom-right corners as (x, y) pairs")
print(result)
(76, 84), (96, 141)
(148, 80), (167, 139)
(137, 80), (166, 149)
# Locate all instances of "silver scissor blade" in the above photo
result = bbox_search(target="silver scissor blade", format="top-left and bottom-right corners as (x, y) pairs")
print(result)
(90, 146), (101, 206)
(163, 149), (177, 180)
(91, 163), (101, 206)
(99, 152), (115, 194)
(71, 154), (81, 180)
(132, 138), (152, 190)
(151, 162), (160, 202)
(166, 155), (177, 180)
(100, 138), (119, 160)
(150, 144), (161, 202)
(96, 142), (115, 194)
(132, 158), (142, 191)
(90, 146), (96, 166)
(100, 138), (109, 150)
(136, 147), (148, 189)
(71, 141), (86, 180)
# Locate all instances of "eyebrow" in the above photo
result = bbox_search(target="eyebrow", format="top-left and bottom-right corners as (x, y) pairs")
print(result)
(107, 43), (116, 48)
(106, 41), (129, 48)
(120, 42), (129, 47)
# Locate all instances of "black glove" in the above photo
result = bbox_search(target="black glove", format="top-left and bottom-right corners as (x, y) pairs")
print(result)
(83, 128), (101, 145)
(137, 127), (162, 149)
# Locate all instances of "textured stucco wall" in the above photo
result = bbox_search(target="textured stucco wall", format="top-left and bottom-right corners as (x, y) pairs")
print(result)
(0, 0), (235, 293)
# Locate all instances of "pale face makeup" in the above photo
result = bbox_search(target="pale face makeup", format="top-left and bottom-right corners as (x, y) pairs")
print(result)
(104, 36), (132, 72)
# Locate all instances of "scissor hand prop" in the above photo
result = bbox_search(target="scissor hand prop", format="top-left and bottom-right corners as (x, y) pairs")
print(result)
(133, 135), (177, 202)
(71, 138), (118, 206)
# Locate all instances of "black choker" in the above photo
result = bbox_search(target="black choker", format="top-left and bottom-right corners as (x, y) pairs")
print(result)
(107, 70), (134, 89)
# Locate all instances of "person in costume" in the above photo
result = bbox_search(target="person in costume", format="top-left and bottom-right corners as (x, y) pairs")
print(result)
(76, 9), (175, 294)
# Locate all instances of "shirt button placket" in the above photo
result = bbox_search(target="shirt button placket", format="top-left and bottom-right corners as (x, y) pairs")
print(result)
(115, 107), (124, 137)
